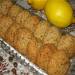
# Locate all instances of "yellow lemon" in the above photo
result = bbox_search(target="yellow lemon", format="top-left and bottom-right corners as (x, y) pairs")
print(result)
(28, 0), (47, 10)
(44, 0), (73, 28)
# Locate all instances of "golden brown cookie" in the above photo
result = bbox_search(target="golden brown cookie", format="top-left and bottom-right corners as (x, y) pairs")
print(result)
(0, 16), (13, 38)
(9, 4), (23, 20)
(48, 50), (70, 75)
(14, 27), (33, 55)
(37, 44), (57, 72)
(43, 26), (61, 46)
(57, 34), (75, 58)
(5, 23), (21, 46)
(34, 20), (49, 41)
(27, 37), (42, 63)
(0, 0), (13, 15)
(0, 0), (3, 4)
(16, 10), (31, 24)
(23, 15), (40, 32)
(0, 13), (3, 18)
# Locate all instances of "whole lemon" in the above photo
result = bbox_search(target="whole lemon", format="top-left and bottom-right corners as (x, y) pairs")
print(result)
(44, 0), (73, 28)
(28, 0), (47, 10)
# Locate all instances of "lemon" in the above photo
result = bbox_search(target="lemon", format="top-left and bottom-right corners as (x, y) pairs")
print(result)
(44, 0), (73, 28)
(28, 0), (47, 10)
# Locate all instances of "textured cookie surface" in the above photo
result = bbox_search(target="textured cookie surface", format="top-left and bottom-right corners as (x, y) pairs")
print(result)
(0, 16), (13, 38)
(48, 50), (70, 75)
(5, 23), (21, 46)
(37, 44), (57, 72)
(16, 10), (31, 24)
(23, 15), (40, 32)
(43, 26), (61, 46)
(14, 27), (33, 55)
(9, 4), (23, 20)
(0, 0), (13, 15)
(34, 20), (49, 40)
(58, 34), (75, 58)
(27, 37), (42, 63)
